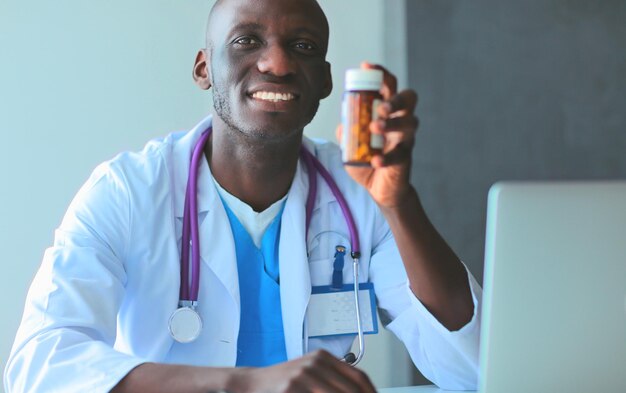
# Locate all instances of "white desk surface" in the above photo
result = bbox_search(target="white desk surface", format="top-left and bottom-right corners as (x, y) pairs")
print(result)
(379, 386), (476, 393)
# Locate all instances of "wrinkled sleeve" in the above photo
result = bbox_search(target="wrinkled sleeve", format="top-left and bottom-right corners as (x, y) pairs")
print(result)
(369, 215), (482, 391)
(3, 163), (147, 393)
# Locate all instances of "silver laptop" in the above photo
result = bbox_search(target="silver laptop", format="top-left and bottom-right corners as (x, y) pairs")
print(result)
(479, 181), (626, 393)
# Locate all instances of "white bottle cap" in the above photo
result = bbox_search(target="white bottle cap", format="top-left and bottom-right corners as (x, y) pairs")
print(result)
(345, 69), (383, 91)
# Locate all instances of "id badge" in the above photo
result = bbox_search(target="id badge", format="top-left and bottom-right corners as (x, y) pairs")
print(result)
(307, 283), (378, 338)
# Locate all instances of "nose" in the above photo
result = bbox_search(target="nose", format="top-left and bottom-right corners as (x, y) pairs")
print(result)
(257, 43), (295, 77)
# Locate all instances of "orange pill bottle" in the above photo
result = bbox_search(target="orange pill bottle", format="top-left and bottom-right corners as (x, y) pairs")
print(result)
(341, 69), (384, 166)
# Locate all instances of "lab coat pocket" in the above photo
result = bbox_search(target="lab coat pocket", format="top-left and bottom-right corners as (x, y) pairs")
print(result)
(309, 254), (359, 288)
(308, 230), (350, 260)
(307, 230), (352, 287)
(308, 258), (335, 287)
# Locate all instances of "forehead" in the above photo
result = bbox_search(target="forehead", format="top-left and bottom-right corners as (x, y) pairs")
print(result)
(208, 0), (328, 41)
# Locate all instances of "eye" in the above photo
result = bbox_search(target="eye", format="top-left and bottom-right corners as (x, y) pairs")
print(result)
(293, 41), (317, 51)
(233, 36), (261, 47)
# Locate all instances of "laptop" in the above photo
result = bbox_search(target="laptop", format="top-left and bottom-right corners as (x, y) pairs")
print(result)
(479, 181), (626, 393)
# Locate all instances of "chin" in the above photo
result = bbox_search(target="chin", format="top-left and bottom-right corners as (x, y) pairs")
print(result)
(239, 124), (303, 142)
(236, 113), (311, 141)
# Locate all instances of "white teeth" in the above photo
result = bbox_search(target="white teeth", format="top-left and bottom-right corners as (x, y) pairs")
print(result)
(252, 91), (295, 102)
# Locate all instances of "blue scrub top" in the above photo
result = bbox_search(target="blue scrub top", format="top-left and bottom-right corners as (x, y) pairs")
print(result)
(222, 201), (288, 367)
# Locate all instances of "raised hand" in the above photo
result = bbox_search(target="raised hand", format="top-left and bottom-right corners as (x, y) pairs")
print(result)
(339, 62), (419, 208)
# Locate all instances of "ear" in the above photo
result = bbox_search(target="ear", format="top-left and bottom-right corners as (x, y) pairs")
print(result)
(321, 61), (333, 99)
(192, 49), (212, 90)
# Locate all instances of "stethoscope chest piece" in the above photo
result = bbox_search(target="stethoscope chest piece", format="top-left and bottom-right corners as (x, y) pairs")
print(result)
(169, 304), (203, 343)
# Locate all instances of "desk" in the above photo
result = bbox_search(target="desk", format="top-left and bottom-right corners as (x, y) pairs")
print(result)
(379, 386), (476, 393)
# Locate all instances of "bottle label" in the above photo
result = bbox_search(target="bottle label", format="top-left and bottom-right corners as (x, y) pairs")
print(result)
(370, 134), (384, 149)
(370, 99), (384, 149)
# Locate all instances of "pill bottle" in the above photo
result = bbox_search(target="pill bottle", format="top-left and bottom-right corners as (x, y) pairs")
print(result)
(341, 68), (384, 166)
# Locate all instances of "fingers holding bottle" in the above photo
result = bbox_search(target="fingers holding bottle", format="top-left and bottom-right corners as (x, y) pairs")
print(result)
(369, 89), (419, 168)
(361, 62), (419, 168)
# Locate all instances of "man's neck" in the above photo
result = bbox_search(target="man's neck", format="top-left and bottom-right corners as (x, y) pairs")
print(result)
(207, 117), (302, 212)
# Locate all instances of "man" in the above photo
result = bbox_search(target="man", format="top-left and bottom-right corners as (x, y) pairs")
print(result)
(4, 0), (482, 392)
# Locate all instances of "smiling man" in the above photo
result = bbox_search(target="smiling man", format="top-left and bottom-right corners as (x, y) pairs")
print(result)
(4, 0), (482, 392)
(195, 0), (334, 213)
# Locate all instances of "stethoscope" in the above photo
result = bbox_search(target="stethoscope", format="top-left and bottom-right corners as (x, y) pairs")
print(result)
(168, 126), (365, 366)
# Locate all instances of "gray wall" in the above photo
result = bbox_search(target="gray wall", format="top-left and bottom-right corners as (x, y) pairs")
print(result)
(406, 0), (626, 285)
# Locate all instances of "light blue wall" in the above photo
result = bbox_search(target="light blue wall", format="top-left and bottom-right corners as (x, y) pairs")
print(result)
(0, 0), (412, 390)
(0, 2), (213, 389)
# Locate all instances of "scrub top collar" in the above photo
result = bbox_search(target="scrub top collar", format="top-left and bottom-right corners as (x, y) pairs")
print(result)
(170, 115), (338, 220)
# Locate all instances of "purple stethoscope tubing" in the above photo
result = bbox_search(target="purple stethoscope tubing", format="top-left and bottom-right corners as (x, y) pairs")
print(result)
(299, 146), (365, 366)
(180, 130), (211, 303)
(299, 147), (361, 258)
(179, 127), (361, 303)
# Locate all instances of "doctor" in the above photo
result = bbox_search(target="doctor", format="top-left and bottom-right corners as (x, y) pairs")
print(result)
(4, 0), (482, 392)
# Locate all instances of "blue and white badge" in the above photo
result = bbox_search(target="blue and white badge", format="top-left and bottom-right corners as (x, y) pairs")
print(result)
(307, 283), (378, 338)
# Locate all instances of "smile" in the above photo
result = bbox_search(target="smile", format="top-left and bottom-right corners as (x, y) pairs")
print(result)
(251, 91), (296, 102)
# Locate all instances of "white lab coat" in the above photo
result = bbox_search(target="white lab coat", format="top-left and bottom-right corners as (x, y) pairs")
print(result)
(4, 115), (482, 393)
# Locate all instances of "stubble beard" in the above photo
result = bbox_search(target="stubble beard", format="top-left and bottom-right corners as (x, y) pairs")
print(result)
(211, 78), (320, 143)
(212, 82), (248, 137)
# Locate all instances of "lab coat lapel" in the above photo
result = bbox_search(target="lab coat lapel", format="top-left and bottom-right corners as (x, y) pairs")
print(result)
(280, 159), (313, 359)
(171, 115), (240, 309)
(196, 159), (240, 308)
(301, 138), (337, 210)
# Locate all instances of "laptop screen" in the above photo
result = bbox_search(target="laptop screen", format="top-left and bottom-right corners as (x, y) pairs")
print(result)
(479, 181), (626, 393)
